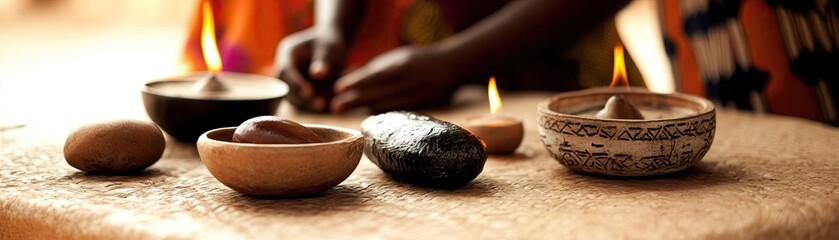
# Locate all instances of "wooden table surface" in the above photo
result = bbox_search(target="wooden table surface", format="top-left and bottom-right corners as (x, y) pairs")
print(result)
(2, 88), (839, 239)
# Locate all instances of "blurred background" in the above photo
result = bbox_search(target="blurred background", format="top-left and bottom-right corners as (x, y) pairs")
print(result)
(0, 0), (194, 129)
(0, 0), (668, 128)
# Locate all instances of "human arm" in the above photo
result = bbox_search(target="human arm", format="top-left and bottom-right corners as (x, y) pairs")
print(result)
(331, 0), (632, 113)
(275, 0), (365, 112)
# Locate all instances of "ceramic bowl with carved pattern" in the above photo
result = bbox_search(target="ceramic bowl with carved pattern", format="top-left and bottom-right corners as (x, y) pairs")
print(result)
(197, 124), (364, 197)
(537, 87), (716, 176)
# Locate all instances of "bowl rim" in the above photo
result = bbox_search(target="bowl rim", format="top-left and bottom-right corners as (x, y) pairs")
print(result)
(198, 124), (363, 148)
(141, 71), (289, 101)
(537, 87), (715, 123)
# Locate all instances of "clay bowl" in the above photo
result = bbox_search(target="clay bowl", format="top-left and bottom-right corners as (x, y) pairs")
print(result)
(197, 124), (364, 198)
(142, 72), (288, 142)
(537, 87), (715, 176)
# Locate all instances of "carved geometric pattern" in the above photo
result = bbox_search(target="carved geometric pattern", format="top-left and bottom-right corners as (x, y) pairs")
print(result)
(538, 114), (716, 142)
(547, 142), (712, 173)
(538, 112), (716, 175)
(554, 148), (697, 172)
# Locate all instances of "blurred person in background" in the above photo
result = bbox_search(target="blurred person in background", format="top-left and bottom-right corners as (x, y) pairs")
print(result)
(183, 0), (645, 113)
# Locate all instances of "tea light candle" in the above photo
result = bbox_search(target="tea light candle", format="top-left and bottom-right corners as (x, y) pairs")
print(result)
(463, 77), (523, 155)
(464, 115), (523, 155)
(192, 0), (226, 93)
(140, 0), (288, 142)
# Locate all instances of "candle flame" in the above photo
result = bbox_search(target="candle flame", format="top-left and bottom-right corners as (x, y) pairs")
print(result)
(201, 0), (222, 73)
(488, 77), (502, 115)
(610, 43), (629, 88)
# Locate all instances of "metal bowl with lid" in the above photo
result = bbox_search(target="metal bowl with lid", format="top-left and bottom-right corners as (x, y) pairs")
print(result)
(141, 72), (288, 142)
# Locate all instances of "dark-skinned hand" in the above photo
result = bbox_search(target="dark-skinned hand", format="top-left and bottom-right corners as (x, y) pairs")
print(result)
(331, 46), (460, 113)
(275, 26), (346, 112)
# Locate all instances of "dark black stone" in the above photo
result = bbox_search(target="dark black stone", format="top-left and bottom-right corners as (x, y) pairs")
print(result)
(361, 111), (487, 189)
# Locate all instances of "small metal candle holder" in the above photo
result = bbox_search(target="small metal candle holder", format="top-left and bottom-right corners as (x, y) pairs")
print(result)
(537, 87), (716, 176)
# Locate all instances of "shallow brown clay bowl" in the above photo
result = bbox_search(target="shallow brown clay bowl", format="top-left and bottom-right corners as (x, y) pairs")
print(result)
(197, 125), (364, 198)
(142, 72), (288, 142)
(537, 87), (715, 176)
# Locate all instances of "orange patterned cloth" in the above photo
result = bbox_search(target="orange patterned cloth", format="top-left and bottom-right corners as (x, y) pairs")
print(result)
(182, 0), (425, 77)
(661, 0), (838, 125)
(182, 0), (312, 76)
(182, 0), (644, 93)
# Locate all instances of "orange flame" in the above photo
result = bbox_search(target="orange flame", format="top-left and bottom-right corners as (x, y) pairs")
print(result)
(488, 77), (502, 115)
(201, 0), (222, 73)
(610, 43), (629, 88)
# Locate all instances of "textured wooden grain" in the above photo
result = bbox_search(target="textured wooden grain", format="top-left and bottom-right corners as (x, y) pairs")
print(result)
(2, 92), (839, 239)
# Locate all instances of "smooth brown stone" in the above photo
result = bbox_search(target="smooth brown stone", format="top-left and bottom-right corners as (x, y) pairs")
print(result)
(63, 119), (165, 174)
(232, 116), (322, 144)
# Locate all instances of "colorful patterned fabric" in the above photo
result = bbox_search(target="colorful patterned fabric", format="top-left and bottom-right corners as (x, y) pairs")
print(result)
(662, 0), (838, 125)
(182, 0), (645, 93)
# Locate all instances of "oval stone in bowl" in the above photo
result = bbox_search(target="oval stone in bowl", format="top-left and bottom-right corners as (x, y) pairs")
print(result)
(197, 124), (363, 197)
